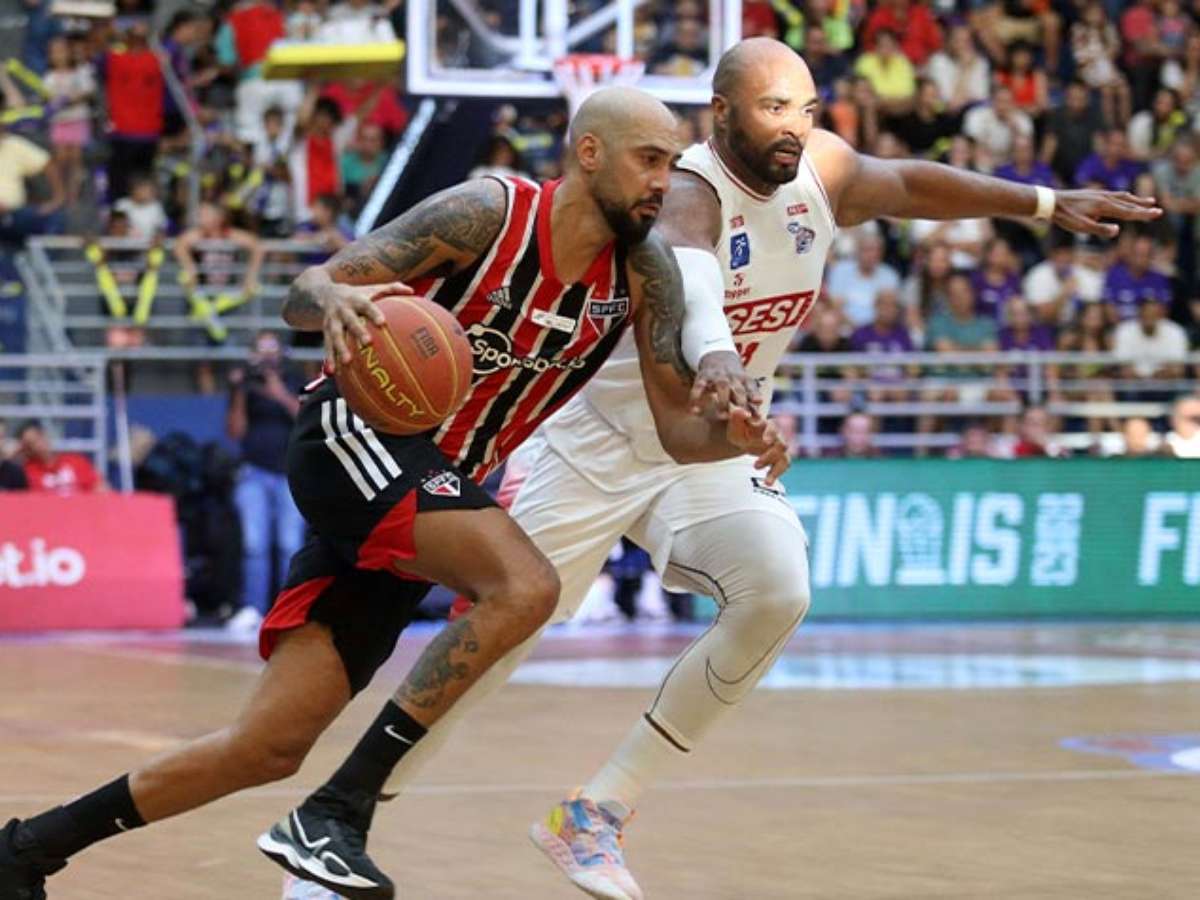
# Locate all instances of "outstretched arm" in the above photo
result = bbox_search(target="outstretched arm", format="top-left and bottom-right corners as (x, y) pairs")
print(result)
(806, 128), (1162, 237)
(283, 178), (507, 367)
(628, 231), (789, 481)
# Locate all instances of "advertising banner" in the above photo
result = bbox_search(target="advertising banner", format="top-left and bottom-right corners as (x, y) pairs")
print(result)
(0, 493), (186, 631)
(780, 459), (1200, 618)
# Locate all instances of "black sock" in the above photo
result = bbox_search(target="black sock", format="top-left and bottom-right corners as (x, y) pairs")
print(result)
(24, 775), (146, 860)
(305, 701), (426, 826)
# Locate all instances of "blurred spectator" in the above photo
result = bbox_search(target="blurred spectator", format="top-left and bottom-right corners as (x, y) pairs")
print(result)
(927, 272), (999, 354)
(322, 80), (408, 141)
(805, 24), (849, 98)
(1058, 302), (1118, 434)
(160, 11), (208, 143)
(341, 121), (388, 202)
(1012, 405), (1065, 457)
(1075, 129), (1146, 191)
(946, 420), (996, 459)
(1102, 234), (1171, 322)
(101, 22), (164, 203)
(887, 78), (959, 158)
(17, 422), (104, 493)
(43, 35), (94, 208)
(1042, 80), (1105, 186)
(20, 0), (62, 75)
(862, 0), (942, 67)
(320, 0), (398, 43)
(1120, 0), (1164, 111)
(849, 290), (915, 401)
(999, 298), (1056, 354)
(294, 193), (352, 259)
(469, 134), (526, 180)
(1023, 230), (1104, 326)
(1071, 0), (1130, 125)
(1157, 0), (1194, 62)
(290, 89), (353, 222)
(795, 0), (855, 53)
(853, 29), (916, 115)
(1165, 394), (1200, 457)
(0, 423), (28, 490)
(174, 201), (265, 299)
(963, 84), (1033, 162)
(910, 206), (991, 271)
(971, 237), (1022, 320)
(795, 307), (855, 421)
(288, 0), (325, 42)
(0, 98), (64, 245)
(901, 240), (956, 333)
(827, 411), (881, 459)
(115, 176), (168, 240)
(973, 0), (1063, 73)
(225, 330), (306, 633)
(649, 13), (708, 76)
(996, 42), (1048, 118)
(1128, 88), (1190, 161)
(1120, 416), (1163, 456)
(925, 24), (990, 115)
(1113, 297), (1189, 385)
(218, 0), (300, 144)
(253, 106), (293, 168)
(995, 133), (1057, 188)
(1153, 137), (1200, 284)
(825, 230), (901, 328)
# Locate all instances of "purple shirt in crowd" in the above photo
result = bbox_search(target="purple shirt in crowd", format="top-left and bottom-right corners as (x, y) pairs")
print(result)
(994, 162), (1058, 188)
(850, 323), (914, 382)
(971, 269), (1022, 319)
(999, 324), (1057, 382)
(1102, 264), (1172, 320)
(1073, 154), (1147, 191)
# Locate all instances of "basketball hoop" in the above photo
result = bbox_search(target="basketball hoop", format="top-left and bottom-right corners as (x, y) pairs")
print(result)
(553, 53), (646, 117)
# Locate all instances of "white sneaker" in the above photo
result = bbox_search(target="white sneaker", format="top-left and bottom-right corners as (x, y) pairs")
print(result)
(281, 874), (345, 899)
(226, 605), (263, 635)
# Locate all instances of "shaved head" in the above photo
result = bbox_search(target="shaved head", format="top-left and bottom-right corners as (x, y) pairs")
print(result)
(567, 86), (679, 243)
(710, 38), (818, 190)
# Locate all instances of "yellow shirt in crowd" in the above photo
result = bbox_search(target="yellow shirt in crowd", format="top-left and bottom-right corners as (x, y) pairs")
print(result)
(0, 134), (49, 210)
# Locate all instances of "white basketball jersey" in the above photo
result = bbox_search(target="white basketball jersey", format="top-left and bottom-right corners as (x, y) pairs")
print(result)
(546, 139), (836, 466)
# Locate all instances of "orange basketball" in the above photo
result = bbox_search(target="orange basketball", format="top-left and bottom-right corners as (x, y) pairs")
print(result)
(335, 296), (474, 435)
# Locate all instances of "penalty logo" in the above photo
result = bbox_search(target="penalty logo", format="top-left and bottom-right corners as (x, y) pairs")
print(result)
(423, 471), (461, 498)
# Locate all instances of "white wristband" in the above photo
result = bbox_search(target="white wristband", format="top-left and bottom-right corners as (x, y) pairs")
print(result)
(675, 246), (736, 369)
(1033, 185), (1056, 221)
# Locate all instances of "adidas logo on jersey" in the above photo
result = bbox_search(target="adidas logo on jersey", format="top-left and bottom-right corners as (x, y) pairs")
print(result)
(486, 286), (513, 309)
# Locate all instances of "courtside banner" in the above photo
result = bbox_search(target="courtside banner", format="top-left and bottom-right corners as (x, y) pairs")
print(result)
(780, 459), (1200, 618)
(0, 493), (185, 630)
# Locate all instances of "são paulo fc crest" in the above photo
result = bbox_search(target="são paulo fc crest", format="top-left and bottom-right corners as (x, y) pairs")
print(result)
(787, 222), (816, 255)
(423, 471), (461, 498)
(586, 294), (630, 335)
(730, 232), (751, 269)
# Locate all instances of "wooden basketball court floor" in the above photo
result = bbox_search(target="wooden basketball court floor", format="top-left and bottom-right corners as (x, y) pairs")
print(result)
(3, 620), (1199, 899)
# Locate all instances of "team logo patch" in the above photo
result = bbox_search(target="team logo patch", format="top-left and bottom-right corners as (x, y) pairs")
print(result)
(787, 222), (816, 255)
(423, 471), (461, 498)
(787, 203), (809, 216)
(587, 295), (630, 335)
(486, 286), (512, 309)
(751, 476), (788, 503)
(730, 233), (751, 269)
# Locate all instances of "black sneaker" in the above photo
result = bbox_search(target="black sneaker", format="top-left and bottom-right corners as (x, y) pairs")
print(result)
(0, 819), (66, 900)
(257, 792), (393, 900)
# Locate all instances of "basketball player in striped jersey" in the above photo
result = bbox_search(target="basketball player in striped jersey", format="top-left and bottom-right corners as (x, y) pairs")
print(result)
(0, 86), (780, 900)
(279, 39), (1164, 900)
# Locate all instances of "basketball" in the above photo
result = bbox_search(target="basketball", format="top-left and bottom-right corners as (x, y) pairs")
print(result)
(334, 296), (474, 435)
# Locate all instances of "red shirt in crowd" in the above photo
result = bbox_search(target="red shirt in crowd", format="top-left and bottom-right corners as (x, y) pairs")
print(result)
(24, 454), (101, 494)
(321, 82), (409, 137)
(305, 135), (339, 205)
(863, 2), (943, 66)
(229, 1), (285, 67)
(106, 48), (164, 137)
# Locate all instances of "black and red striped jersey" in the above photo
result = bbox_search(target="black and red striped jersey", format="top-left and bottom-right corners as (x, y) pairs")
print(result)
(408, 175), (633, 482)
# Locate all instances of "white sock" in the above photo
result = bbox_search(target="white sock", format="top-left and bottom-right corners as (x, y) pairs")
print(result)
(582, 715), (687, 815)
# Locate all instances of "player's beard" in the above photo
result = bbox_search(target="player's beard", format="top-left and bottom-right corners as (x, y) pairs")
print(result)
(728, 108), (801, 185)
(597, 189), (659, 244)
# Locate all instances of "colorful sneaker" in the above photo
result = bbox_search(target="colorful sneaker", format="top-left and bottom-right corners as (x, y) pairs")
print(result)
(529, 794), (643, 900)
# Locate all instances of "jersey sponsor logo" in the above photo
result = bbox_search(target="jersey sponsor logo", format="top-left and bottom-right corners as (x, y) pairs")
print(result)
(531, 308), (577, 333)
(486, 286), (513, 309)
(725, 290), (817, 337)
(423, 471), (461, 497)
(468, 325), (587, 375)
(587, 295), (630, 335)
(787, 203), (809, 216)
(726, 272), (751, 300)
(730, 233), (751, 269)
(751, 476), (789, 503)
(787, 222), (816, 255)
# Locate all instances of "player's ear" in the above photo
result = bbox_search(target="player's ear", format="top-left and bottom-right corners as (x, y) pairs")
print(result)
(712, 94), (729, 132)
(577, 132), (603, 173)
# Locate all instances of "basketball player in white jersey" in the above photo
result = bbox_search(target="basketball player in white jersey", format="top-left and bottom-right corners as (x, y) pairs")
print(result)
(285, 39), (1160, 900)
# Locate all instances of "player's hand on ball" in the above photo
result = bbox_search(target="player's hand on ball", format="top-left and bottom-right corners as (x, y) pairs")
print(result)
(726, 408), (791, 484)
(691, 350), (762, 419)
(1051, 190), (1162, 238)
(322, 281), (414, 369)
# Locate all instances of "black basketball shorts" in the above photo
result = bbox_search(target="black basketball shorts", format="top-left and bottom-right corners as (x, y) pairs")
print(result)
(259, 379), (496, 695)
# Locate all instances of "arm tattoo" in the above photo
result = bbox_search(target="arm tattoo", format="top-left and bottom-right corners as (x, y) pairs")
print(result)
(330, 179), (506, 282)
(393, 617), (481, 710)
(630, 233), (691, 382)
(282, 277), (324, 330)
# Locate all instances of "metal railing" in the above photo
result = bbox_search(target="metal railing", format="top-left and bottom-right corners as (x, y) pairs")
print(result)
(0, 354), (107, 476)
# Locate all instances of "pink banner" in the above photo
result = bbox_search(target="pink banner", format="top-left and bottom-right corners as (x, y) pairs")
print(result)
(0, 493), (186, 631)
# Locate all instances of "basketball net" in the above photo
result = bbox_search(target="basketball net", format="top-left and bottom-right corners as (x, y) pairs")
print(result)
(553, 53), (646, 118)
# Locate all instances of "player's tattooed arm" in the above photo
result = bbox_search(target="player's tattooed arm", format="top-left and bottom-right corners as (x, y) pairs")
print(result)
(282, 178), (507, 365)
(628, 230), (691, 384)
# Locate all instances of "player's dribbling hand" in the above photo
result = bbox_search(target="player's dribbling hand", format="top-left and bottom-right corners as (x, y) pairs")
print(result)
(322, 281), (413, 369)
(1051, 190), (1162, 238)
(726, 407), (791, 485)
(691, 350), (761, 419)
